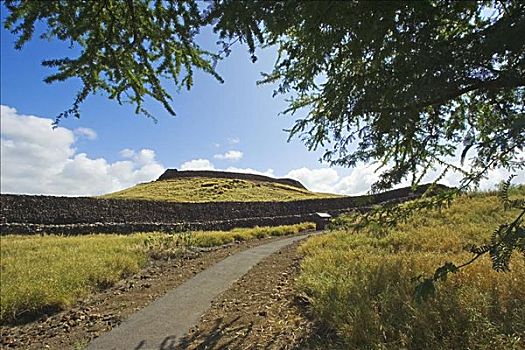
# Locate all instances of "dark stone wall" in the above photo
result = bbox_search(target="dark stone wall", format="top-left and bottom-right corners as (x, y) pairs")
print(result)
(157, 169), (307, 190)
(0, 214), (315, 235)
(0, 184), (449, 235)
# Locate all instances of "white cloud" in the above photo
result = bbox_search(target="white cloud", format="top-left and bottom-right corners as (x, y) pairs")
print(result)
(332, 165), (381, 195)
(214, 150), (243, 161)
(180, 158), (216, 170)
(434, 165), (525, 191)
(119, 148), (135, 158)
(212, 137), (239, 150)
(286, 162), (525, 195)
(74, 127), (97, 140)
(4, 104), (519, 198)
(285, 167), (340, 193)
(285, 165), (387, 195)
(121, 148), (157, 167)
(179, 158), (273, 177)
(178, 155), (523, 196)
(0, 105), (165, 196)
(408, 151), (525, 191)
(226, 167), (275, 177)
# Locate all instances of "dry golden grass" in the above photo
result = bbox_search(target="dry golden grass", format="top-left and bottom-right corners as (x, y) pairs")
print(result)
(100, 177), (340, 202)
(0, 222), (315, 324)
(297, 186), (525, 349)
(0, 234), (146, 324)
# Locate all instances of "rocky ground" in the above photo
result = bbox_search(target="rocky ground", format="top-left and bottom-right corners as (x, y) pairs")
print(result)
(178, 241), (340, 350)
(1, 235), (336, 350)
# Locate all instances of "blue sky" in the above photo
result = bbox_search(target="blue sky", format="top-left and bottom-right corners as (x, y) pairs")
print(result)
(0, 19), (318, 170)
(1, 6), (519, 196)
(1, 7), (369, 196)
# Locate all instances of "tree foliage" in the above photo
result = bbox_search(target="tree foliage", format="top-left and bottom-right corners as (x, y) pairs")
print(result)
(5, 0), (523, 187)
(211, 0), (525, 190)
(4, 0), (222, 121)
(4, 1), (525, 297)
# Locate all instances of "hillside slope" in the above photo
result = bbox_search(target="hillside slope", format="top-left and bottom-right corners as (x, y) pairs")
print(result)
(101, 177), (341, 202)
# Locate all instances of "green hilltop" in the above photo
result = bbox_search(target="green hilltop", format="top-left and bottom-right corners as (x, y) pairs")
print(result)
(100, 175), (341, 203)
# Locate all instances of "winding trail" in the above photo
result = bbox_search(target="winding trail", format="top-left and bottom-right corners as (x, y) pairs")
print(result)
(87, 232), (318, 350)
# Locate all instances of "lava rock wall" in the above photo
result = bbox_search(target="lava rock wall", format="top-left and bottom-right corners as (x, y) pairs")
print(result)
(0, 184), (448, 235)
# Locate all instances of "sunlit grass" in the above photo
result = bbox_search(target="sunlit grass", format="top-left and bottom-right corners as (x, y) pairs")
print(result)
(0, 222), (315, 324)
(100, 178), (340, 202)
(191, 223), (315, 247)
(297, 186), (525, 349)
(0, 234), (146, 324)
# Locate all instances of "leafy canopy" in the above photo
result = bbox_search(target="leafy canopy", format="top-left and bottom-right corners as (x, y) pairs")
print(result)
(4, 0), (222, 121)
(3, 0), (525, 300)
(211, 0), (524, 190)
(4, 0), (524, 190)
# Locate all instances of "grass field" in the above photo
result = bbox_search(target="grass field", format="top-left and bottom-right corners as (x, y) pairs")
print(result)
(0, 222), (315, 324)
(297, 187), (525, 349)
(100, 177), (341, 202)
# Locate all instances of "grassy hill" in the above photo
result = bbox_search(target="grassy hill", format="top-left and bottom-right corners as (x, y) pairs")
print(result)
(297, 185), (525, 348)
(101, 177), (342, 202)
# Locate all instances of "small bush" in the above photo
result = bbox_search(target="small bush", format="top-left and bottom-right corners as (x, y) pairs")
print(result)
(191, 232), (235, 247)
(253, 227), (271, 238)
(230, 229), (252, 241)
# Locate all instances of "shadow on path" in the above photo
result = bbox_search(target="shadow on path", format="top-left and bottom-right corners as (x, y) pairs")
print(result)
(177, 316), (255, 349)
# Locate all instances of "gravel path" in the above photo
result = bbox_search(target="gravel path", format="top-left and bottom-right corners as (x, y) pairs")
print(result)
(86, 232), (318, 350)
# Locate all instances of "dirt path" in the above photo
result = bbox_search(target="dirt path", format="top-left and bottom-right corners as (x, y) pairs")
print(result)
(86, 233), (318, 350)
(177, 238), (344, 350)
(179, 240), (317, 349)
(1, 234), (314, 350)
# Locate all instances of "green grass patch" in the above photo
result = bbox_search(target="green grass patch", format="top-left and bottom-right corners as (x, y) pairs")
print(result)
(100, 177), (341, 202)
(297, 187), (525, 349)
(0, 222), (315, 324)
